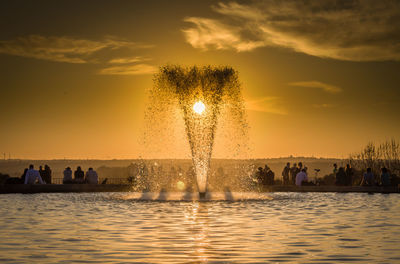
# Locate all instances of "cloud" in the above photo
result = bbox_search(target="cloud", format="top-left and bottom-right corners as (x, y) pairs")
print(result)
(98, 64), (158, 75)
(108, 56), (151, 64)
(289, 81), (342, 94)
(183, 1), (400, 61)
(245, 96), (288, 115)
(0, 35), (159, 76)
(0, 35), (151, 64)
(182, 17), (265, 52)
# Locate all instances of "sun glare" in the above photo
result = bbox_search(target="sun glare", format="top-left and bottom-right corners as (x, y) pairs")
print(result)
(176, 181), (185, 191)
(193, 101), (206, 114)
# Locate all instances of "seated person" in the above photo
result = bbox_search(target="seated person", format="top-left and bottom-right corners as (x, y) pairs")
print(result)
(361, 168), (375, 186)
(24, 164), (44, 184)
(85, 168), (98, 184)
(63, 167), (73, 184)
(74, 166), (85, 183)
(295, 169), (308, 186)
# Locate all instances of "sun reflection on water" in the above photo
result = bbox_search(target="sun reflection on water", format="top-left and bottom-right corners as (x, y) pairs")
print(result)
(183, 202), (210, 262)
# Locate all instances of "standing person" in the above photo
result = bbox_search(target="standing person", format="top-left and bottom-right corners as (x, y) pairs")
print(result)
(335, 167), (347, 186)
(24, 164), (44, 184)
(298, 162), (303, 172)
(333, 163), (338, 176)
(295, 163), (302, 183)
(74, 166), (84, 183)
(295, 168), (308, 186)
(290, 163), (298, 185)
(264, 165), (275, 185)
(255, 167), (265, 185)
(282, 162), (290, 185)
(63, 167), (73, 184)
(361, 168), (375, 186)
(42, 165), (52, 184)
(345, 164), (353, 186)
(39, 166), (45, 179)
(380, 167), (391, 186)
(85, 168), (98, 184)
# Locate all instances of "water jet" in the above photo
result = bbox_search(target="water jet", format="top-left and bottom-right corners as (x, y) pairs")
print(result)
(148, 65), (247, 195)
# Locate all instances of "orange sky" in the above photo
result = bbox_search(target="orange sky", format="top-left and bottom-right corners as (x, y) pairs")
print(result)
(0, 0), (399, 159)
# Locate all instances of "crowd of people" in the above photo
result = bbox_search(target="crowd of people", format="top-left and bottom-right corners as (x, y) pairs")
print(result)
(255, 162), (312, 186)
(20, 164), (99, 185)
(8, 162), (397, 188)
(333, 163), (391, 187)
(62, 166), (99, 184)
(332, 163), (353, 186)
(359, 167), (391, 186)
(255, 165), (275, 185)
(256, 162), (394, 187)
(283, 162), (311, 186)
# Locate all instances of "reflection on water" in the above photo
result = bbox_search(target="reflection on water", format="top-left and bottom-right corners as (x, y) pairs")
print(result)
(0, 192), (399, 263)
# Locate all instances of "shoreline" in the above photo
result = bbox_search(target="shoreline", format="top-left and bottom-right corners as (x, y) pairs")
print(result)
(0, 184), (398, 194)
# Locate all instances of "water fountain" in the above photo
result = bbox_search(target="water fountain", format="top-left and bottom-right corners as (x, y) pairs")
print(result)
(148, 65), (247, 197)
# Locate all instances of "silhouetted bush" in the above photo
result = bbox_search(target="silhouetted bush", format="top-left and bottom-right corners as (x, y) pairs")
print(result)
(349, 139), (400, 182)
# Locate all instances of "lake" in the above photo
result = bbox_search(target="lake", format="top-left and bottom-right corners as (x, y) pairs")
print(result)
(0, 192), (399, 263)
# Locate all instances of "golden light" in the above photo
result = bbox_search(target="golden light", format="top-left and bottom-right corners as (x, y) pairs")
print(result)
(177, 181), (185, 191)
(193, 101), (205, 115)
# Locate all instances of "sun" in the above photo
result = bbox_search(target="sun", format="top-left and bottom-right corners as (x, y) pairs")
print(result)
(193, 101), (206, 114)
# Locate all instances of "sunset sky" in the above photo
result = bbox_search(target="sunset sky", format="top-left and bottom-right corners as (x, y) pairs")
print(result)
(1, 0), (399, 159)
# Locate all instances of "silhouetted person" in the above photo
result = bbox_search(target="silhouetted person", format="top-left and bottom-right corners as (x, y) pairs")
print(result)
(333, 163), (338, 176)
(24, 164), (44, 184)
(295, 168), (308, 186)
(345, 164), (353, 186)
(63, 167), (73, 184)
(380, 167), (391, 186)
(290, 163), (298, 185)
(85, 168), (98, 184)
(361, 168), (374, 186)
(297, 162), (303, 182)
(264, 165), (274, 185)
(74, 166), (84, 183)
(21, 168), (28, 183)
(255, 167), (265, 185)
(39, 165), (44, 179)
(335, 167), (347, 186)
(282, 162), (290, 185)
(42, 165), (52, 184)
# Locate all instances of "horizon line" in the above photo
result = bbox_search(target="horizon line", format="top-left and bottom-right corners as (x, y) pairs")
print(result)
(0, 156), (347, 161)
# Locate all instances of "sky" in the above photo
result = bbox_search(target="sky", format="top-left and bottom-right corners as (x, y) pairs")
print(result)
(0, 0), (399, 159)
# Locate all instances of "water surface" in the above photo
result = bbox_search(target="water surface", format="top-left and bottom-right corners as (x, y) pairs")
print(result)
(0, 192), (399, 263)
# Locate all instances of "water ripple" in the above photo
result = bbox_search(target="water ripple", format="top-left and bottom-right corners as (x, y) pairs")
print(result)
(0, 192), (398, 263)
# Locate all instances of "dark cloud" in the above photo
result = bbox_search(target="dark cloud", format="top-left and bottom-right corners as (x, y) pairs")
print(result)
(183, 0), (400, 61)
(0, 35), (153, 64)
(0, 35), (158, 75)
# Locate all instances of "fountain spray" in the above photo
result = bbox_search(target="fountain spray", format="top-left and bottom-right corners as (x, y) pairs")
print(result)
(151, 65), (246, 196)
